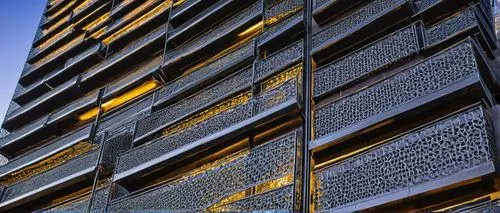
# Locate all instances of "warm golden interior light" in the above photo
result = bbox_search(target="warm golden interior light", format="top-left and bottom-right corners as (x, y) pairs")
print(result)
(238, 21), (264, 38)
(173, 0), (187, 7)
(102, 0), (171, 44)
(261, 64), (301, 92)
(49, 1), (75, 20)
(434, 191), (500, 212)
(81, 12), (110, 31)
(264, 6), (303, 26)
(162, 92), (251, 137)
(78, 80), (160, 121)
(73, 0), (92, 14)
(208, 174), (294, 210)
(0, 141), (95, 186)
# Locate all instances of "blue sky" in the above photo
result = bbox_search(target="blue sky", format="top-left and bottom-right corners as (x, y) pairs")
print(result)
(0, 1), (46, 125)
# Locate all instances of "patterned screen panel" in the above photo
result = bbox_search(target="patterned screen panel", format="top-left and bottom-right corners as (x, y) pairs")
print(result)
(314, 40), (480, 140)
(314, 23), (421, 97)
(110, 131), (297, 212)
(314, 106), (495, 211)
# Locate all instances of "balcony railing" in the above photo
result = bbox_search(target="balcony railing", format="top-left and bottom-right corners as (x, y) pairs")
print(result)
(4, 76), (80, 130)
(258, 11), (303, 47)
(413, 0), (440, 12)
(0, 150), (99, 210)
(255, 40), (303, 82)
(97, 94), (154, 135)
(168, 0), (245, 45)
(264, 0), (303, 27)
(313, 106), (495, 212)
(314, 23), (423, 98)
(81, 25), (166, 84)
(313, 39), (483, 145)
(28, 26), (75, 63)
(312, 0), (412, 56)
(210, 185), (293, 212)
(109, 131), (297, 211)
(103, 0), (170, 45)
(154, 40), (255, 108)
(424, 6), (494, 49)
(47, 89), (100, 126)
(0, 115), (50, 154)
(0, 124), (94, 185)
(135, 67), (253, 142)
(114, 77), (299, 182)
(22, 34), (86, 85)
(102, 55), (163, 100)
(163, 1), (262, 69)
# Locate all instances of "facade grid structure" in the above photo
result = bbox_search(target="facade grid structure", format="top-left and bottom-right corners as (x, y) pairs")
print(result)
(0, 0), (499, 212)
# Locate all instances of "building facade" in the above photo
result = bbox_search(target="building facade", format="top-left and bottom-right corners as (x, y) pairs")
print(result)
(0, 0), (499, 212)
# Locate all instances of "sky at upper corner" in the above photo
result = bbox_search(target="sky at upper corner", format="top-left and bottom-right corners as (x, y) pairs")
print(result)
(0, 1), (46, 125)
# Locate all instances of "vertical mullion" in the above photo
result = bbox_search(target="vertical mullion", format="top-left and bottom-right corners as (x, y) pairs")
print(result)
(301, 0), (314, 211)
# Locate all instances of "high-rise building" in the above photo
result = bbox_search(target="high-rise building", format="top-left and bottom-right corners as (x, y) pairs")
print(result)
(0, 0), (499, 212)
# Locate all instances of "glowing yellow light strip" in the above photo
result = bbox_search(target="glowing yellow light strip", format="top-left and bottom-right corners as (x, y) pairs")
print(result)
(73, 0), (93, 14)
(162, 92), (251, 137)
(49, 1), (75, 20)
(264, 6), (303, 26)
(0, 141), (95, 186)
(36, 26), (73, 51)
(208, 174), (294, 210)
(81, 12), (110, 31)
(261, 64), (301, 92)
(434, 191), (500, 212)
(32, 34), (85, 68)
(103, 0), (171, 44)
(78, 80), (161, 121)
(238, 21), (264, 37)
(173, 0), (186, 7)
(44, 14), (69, 34)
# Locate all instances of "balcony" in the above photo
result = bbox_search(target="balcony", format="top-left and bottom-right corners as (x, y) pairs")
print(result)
(114, 76), (300, 183)
(97, 94), (153, 137)
(0, 116), (52, 156)
(72, 0), (106, 22)
(102, 54), (163, 100)
(168, 0), (251, 47)
(21, 34), (86, 86)
(311, 38), (497, 150)
(313, 106), (496, 212)
(35, 14), (72, 47)
(45, 0), (74, 18)
(41, 0), (76, 31)
(258, 10), (303, 48)
(27, 26), (76, 63)
(80, 25), (166, 88)
(311, 0), (413, 60)
(135, 67), (253, 143)
(255, 40), (303, 83)
(169, 0), (218, 27)
(424, 5), (497, 55)
(110, 0), (149, 18)
(109, 131), (297, 211)
(163, 1), (262, 72)
(3, 76), (81, 131)
(46, 42), (105, 88)
(0, 150), (99, 211)
(314, 22), (424, 99)
(103, 0), (169, 47)
(0, 124), (94, 185)
(313, 0), (363, 24)
(155, 40), (255, 109)
(264, 0), (303, 27)
(15, 43), (104, 106)
(411, 0), (471, 24)
(47, 89), (100, 127)
(12, 79), (51, 106)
